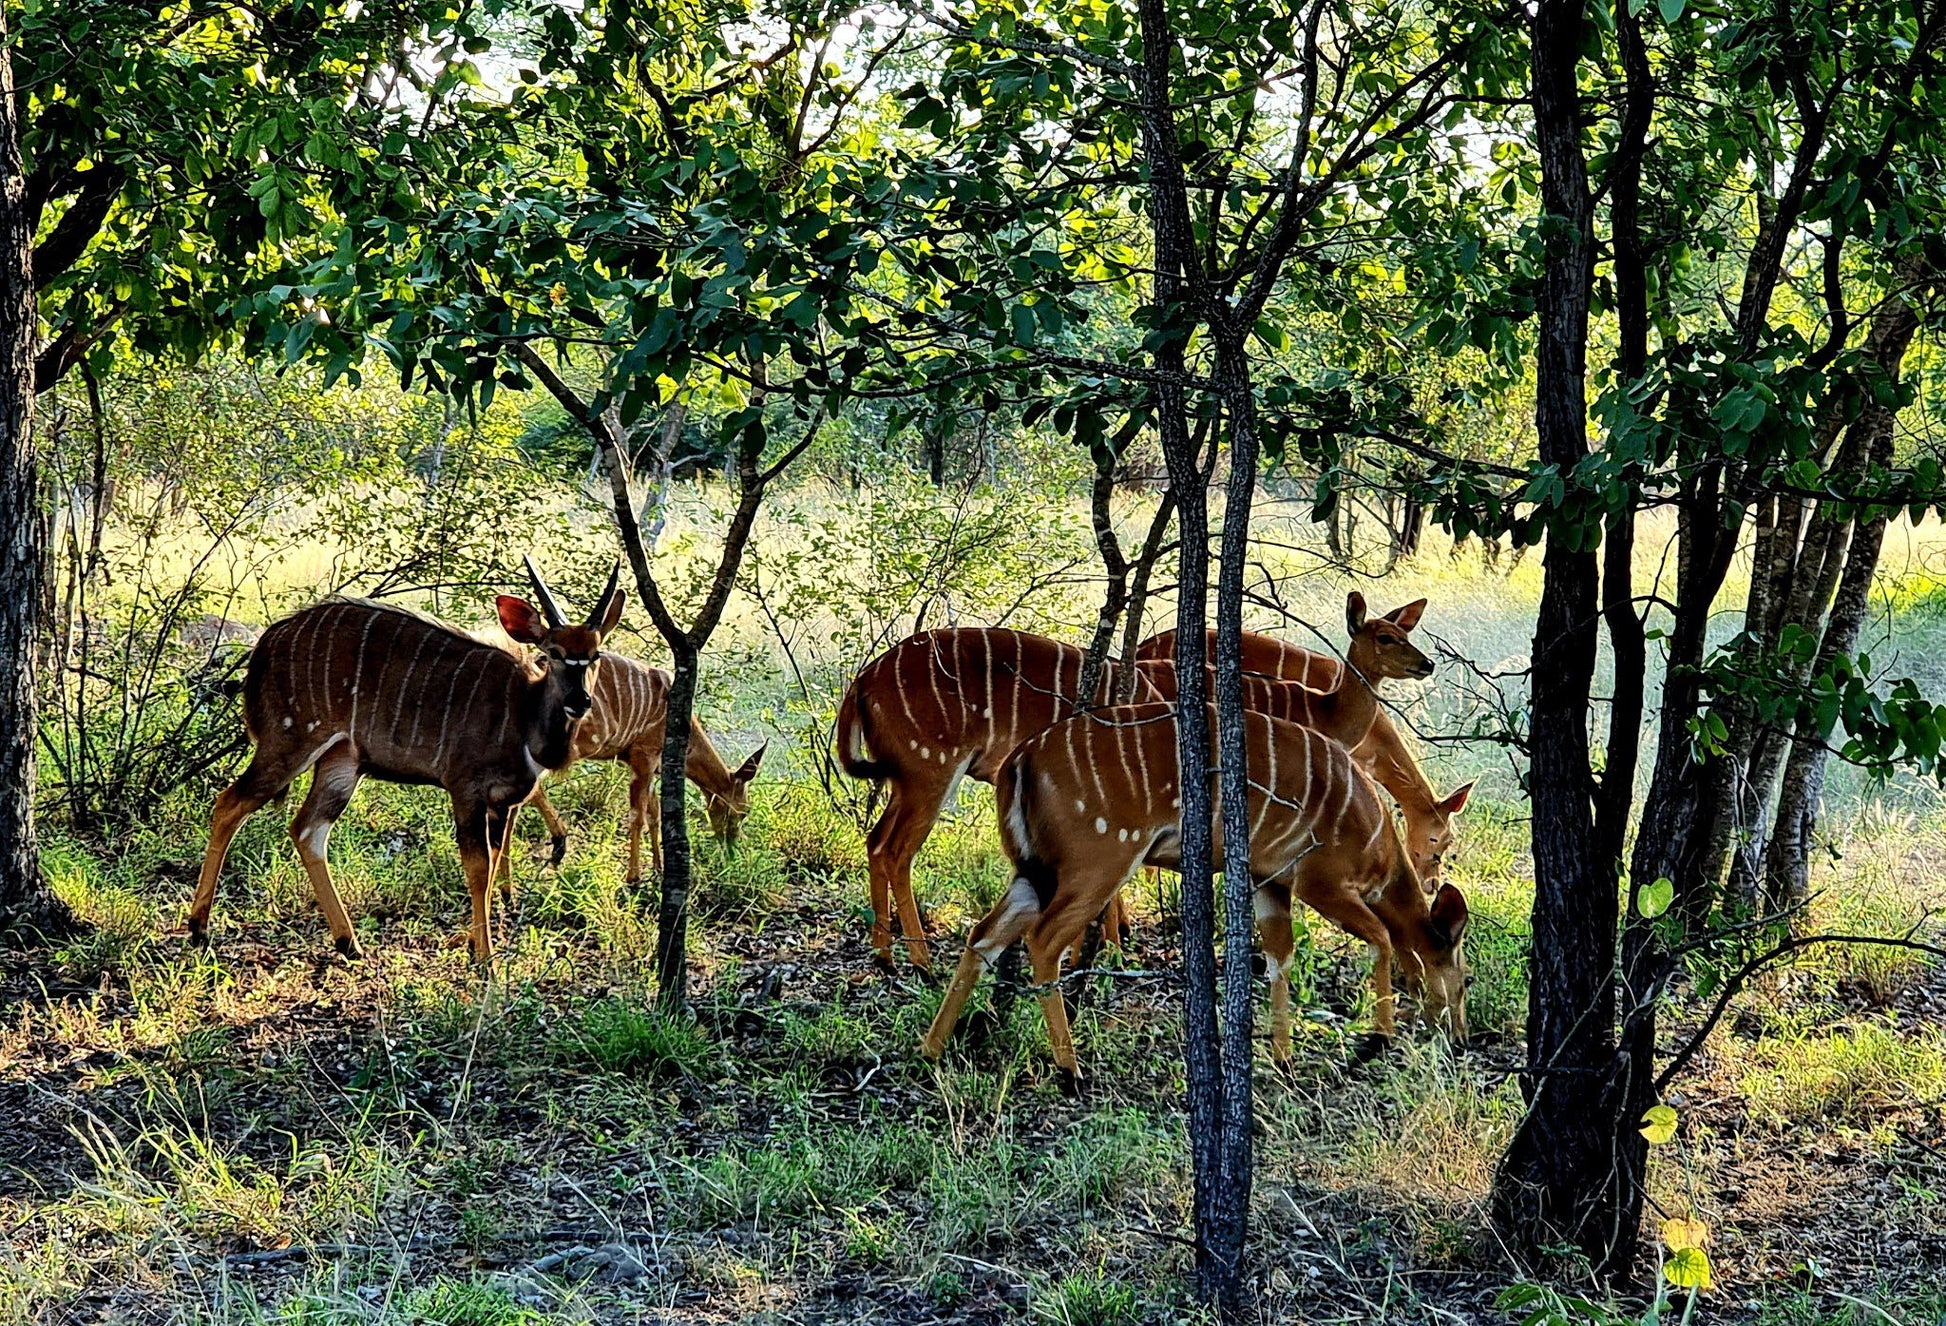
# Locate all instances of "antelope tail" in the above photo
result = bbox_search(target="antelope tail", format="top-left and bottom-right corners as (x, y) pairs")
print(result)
(1000, 751), (1059, 907)
(834, 681), (895, 781)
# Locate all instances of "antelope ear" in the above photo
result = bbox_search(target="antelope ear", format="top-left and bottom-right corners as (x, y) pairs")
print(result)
(1430, 883), (1469, 948)
(497, 595), (549, 645)
(595, 586), (627, 637)
(1346, 591), (1368, 636)
(735, 744), (767, 783)
(1439, 781), (1474, 815)
(1385, 598), (1428, 632)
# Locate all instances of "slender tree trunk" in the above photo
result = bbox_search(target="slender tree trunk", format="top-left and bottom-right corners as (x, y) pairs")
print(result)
(1130, 0), (1229, 1296)
(1492, 0), (1630, 1271)
(1208, 336), (1262, 1306)
(1078, 444), (1131, 710)
(1116, 488), (1179, 703)
(512, 343), (817, 1009)
(655, 643), (700, 999)
(0, 25), (60, 937)
(1761, 280), (1923, 909)
(1723, 282), (1922, 906)
(1602, 7), (1657, 1272)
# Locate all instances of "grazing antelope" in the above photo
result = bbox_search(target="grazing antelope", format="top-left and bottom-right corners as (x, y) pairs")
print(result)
(521, 652), (765, 884)
(835, 628), (1163, 970)
(187, 561), (624, 962)
(920, 704), (1471, 1078)
(1137, 608), (1472, 885)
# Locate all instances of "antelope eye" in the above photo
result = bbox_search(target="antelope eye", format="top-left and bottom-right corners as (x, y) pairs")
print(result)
(1465, 975), (1476, 987)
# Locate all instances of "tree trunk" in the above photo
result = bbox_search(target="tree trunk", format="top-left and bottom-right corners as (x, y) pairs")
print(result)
(1723, 281), (1922, 907)
(655, 644), (700, 1002)
(1209, 335), (1262, 1305)
(1491, 0), (1631, 1272)
(0, 24), (60, 937)
(1760, 280), (1923, 909)
(511, 343), (817, 1010)
(1077, 444), (1131, 710)
(1116, 487), (1180, 703)
(1131, 0), (1229, 1297)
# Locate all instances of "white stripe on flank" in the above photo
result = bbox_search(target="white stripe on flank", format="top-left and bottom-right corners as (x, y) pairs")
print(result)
(429, 649), (474, 765)
(1132, 718), (1152, 802)
(390, 627), (436, 748)
(302, 604), (336, 726)
(1009, 632), (1024, 743)
(894, 645), (917, 732)
(1331, 745), (1355, 832)
(981, 628), (996, 730)
(313, 604), (342, 728)
(347, 610), (379, 740)
(1253, 725), (1277, 838)
(1110, 718), (1135, 818)
(926, 633), (949, 730)
(408, 636), (449, 751)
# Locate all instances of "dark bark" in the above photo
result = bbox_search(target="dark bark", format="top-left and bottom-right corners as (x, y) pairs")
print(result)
(1129, 0), (1232, 1300)
(1077, 424), (1139, 710)
(1491, 0), (1632, 1272)
(1209, 335), (1261, 1304)
(1115, 487), (1179, 704)
(0, 23), (63, 939)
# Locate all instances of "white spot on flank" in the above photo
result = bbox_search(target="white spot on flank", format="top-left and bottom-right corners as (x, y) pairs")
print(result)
(909, 739), (918, 750)
(920, 746), (930, 759)
(1172, 797), (1181, 809)
(1075, 799), (1087, 813)
(281, 716), (293, 729)
(1095, 817), (1108, 835)
(307, 721), (320, 732)
(1117, 827), (1128, 842)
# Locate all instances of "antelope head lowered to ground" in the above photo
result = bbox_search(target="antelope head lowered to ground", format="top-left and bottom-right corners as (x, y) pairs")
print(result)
(523, 652), (766, 885)
(187, 560), (624, 962)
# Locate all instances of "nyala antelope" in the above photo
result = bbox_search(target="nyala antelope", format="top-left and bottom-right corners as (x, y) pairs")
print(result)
(1137, 604), (1472, 885)
(835, 628), (1163, 969)
(522, 652), (765, 885)
(188, 561), (624, 962)
(1136, 592), (1435, 755)
(921, 704), (1472, 1079)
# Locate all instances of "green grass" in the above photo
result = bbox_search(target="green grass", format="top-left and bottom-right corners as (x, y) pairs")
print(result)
(550, 995), (714, 1079)
(1738, 1019), (1946, 1127)
(13, 510), (1946, 1321)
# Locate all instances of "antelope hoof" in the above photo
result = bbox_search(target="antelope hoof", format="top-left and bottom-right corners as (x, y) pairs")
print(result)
(1055, 1066), (1083, 1099)
(549, 836), (567, 868)
(1352, 1032), (1395, 1065)
(187, 921), (210, 948)
(960, 1007), (1000, 1047)
(334, 935), (364, 962)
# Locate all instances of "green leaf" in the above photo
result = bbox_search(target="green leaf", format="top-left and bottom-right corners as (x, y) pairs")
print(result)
(1638, 876), (1674, 919)
(1658, 0), (1687, 19)
(1640, 1103), (1678, 1144)
(1664, 1247), (1712, 1291)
